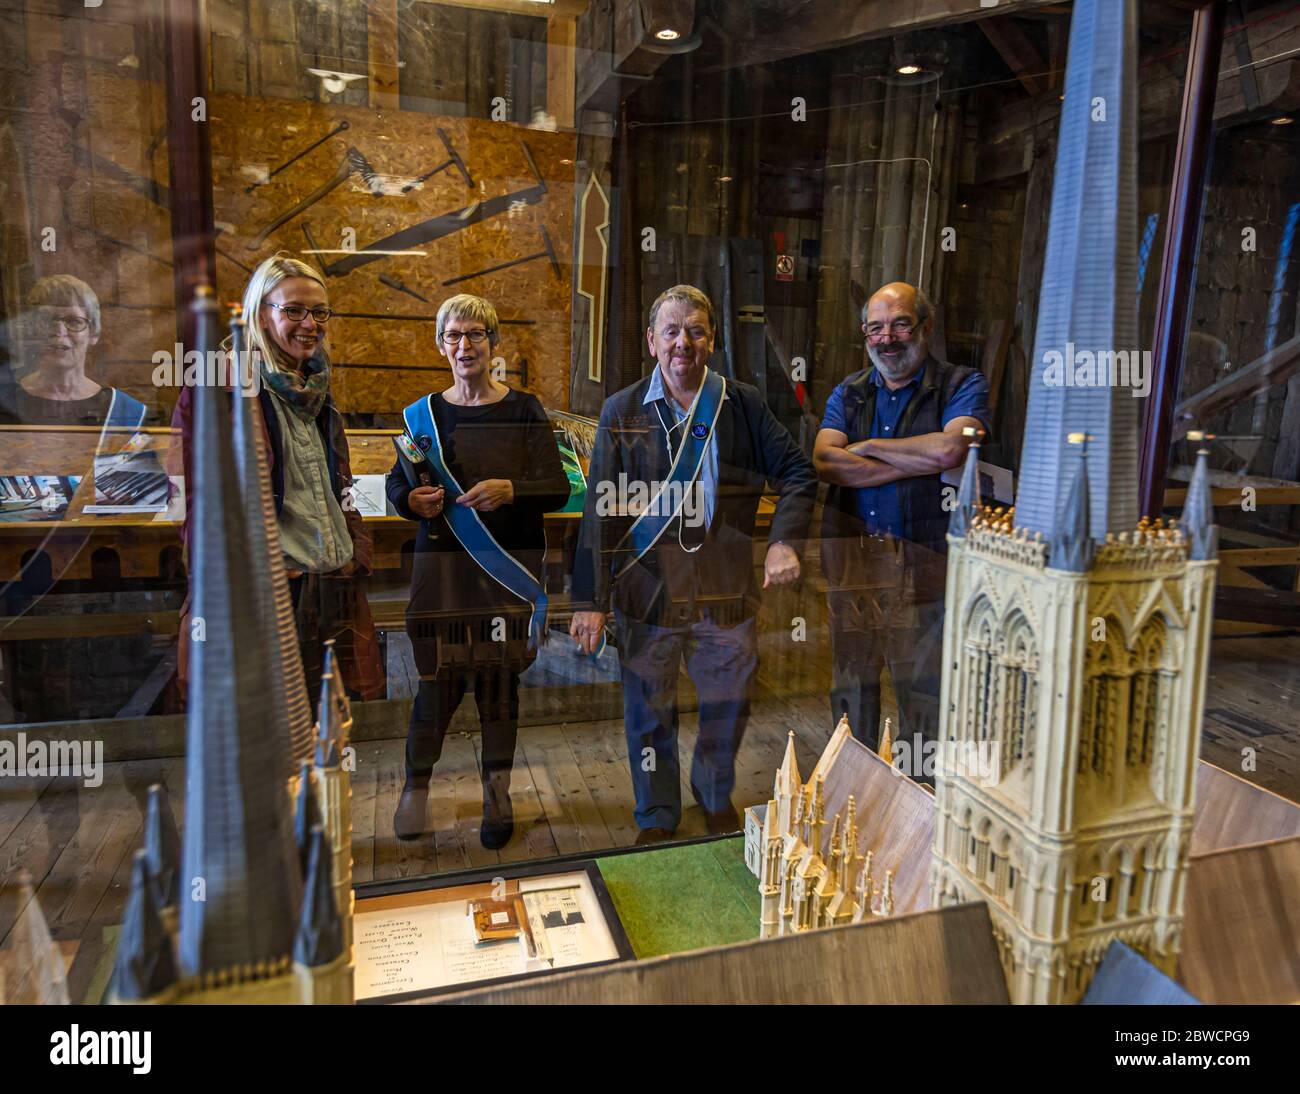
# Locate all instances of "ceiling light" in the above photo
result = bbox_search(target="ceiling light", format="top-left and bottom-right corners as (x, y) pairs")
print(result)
(897, 64), (921, 76)
(1271, 115), (1294, 126)
(656, 28), (680, 40)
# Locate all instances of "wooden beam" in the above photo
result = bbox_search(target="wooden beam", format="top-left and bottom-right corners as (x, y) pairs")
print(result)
(1213, 585), (1300, 627)
(368, 0), (402, 112)
(1171, 332), (1300, 439)
(707, 0), (1062, 69)
(412, 0), (588, 16)
(1141, 0), (1227, 519)
(980, 17), (1049, 96)
(974, 0), (1300, 186)
(547, 15), (577, 128)
(163, 0), (216, 343)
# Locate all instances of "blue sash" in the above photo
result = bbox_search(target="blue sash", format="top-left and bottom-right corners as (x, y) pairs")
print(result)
(617, 367), (725, 576)
(97, 389), (148, 451)
(402, 395), (548, 650)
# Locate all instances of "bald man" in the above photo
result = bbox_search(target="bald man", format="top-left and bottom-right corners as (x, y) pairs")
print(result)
(813, 282), (991, 762)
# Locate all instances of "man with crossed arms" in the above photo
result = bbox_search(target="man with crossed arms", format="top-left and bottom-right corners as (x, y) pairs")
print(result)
(571, 284), (816, 843)
(815, 281), (990, 760)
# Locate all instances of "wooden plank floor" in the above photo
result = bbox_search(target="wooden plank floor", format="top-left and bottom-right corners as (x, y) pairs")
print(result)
(3, 634), (1298, 1003)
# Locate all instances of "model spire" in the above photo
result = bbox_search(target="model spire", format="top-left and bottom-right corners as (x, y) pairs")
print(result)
(1049, 434), (1094, 571)
(108, 851), (178, 1002)
(949, 428), (982, 537)
(878, 718), (893, 764)
(143, 782), (180, 910)
(1181, 434), (1219, 561)
(229, 307), (311, 777)
(776, 731), (800, 795)
(315, 663), (349, 769)
(1013, 0), (1140, 545)
(5, 871), (69, 1004)
(178, 285), (303, 977)
(294, 827), (345, 967)
(295, 762), (324, 878)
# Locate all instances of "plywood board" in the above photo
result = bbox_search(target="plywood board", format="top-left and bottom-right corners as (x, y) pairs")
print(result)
(429, 901), (1009, 1005)
(211, 96), (578, 416)
(1180, 836), (1300, 1005)
(1192, 760), (1300, 855)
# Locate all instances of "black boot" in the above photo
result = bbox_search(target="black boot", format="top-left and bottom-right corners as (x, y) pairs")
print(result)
(480, 767), (514, 850)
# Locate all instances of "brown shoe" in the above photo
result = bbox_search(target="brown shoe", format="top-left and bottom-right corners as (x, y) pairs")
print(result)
(634, 826), (676, 846)
(703, 802), (739, 835)
(394, 779), (429, 841)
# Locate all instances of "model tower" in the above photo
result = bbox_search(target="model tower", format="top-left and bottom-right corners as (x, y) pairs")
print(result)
(930, 0), (1218, 1004)
(106, 288), (354, 1005)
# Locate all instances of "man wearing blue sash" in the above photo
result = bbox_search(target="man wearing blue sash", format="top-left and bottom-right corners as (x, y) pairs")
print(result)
(571, 284), (817, 843)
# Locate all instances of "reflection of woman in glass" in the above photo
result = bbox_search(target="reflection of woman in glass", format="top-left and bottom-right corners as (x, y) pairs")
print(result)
(387, 294), (569, 848)
(0, 275), (146, 429)
(173, 253), (383, 702)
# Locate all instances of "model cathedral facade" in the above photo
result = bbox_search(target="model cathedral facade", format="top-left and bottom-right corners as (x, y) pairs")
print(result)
(745, 718), (897, 938)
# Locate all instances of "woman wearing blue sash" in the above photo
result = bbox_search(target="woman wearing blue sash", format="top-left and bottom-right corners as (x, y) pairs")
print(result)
(386, 293), (569, 847)
(0, 275), (147, 430)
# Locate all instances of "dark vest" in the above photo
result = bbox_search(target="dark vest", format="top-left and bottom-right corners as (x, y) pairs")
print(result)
(820, 356), (979, 559)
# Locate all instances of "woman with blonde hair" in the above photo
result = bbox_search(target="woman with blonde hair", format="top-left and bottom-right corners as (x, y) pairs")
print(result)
(172, 252), (383, 701)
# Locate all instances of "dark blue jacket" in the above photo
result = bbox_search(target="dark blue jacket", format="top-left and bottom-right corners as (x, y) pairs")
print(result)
(571, 372), (816, 626)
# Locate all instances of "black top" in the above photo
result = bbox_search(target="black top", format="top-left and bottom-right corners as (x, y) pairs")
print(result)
(0, 380), (113, 426)
(386, 388), (570, 619)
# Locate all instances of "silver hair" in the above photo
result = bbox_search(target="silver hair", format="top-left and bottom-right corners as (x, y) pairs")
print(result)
(29, 275), (102, 337)
(860, 286), (932, 327)
(648, 284), (715, 333)
(436, 293), (500, 348)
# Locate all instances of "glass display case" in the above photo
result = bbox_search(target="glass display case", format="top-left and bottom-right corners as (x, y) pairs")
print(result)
(1, 0), (1297, 1010)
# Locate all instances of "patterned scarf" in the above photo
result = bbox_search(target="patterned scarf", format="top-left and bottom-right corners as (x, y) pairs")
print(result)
(259, 347), (331, 422)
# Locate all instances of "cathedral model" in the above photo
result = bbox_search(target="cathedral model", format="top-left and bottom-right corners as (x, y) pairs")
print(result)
(105, 289), (355, 1005)
(744, 717), (897, 937)
(928, 0), (1218, 1004)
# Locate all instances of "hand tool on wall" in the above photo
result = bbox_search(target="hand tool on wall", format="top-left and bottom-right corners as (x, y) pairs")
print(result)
(247, 149), (358, 249)
(401, 127), (475, 192)
(379, 273), (429, 303)
(441, 226), (561, 287)
(244, 120), (350, 194)
(320, 139), (547, 277)
(72, 145), (169, 208)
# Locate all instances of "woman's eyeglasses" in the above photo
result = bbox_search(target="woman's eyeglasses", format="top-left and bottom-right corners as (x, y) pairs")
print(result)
(35, 314), (91, 334)
(439, 329), (491, 346)
(267, 302), (332, 323)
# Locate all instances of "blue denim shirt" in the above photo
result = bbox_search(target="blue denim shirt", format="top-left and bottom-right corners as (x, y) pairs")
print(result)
(821, 367), (990, 537)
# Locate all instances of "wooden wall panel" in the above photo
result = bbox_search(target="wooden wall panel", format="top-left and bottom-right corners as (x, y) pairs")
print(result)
(210, 95), (577, 416)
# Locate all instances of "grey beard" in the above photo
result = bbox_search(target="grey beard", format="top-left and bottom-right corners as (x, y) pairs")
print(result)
(868, 340), (927, 380)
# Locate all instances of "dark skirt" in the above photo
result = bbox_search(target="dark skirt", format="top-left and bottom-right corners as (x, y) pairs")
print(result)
(405, 547), (543, 677)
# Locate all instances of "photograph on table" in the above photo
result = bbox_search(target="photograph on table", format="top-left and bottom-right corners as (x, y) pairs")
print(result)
(352, 860), (633, 1003)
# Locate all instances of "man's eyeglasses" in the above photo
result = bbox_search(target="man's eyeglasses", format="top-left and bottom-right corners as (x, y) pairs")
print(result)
(266, 302), (332, 323)
(35, 314), (91, 334)
(864, 318), (919, 341)
(656, 326), (712, 342)
(440, 329), (491, 346)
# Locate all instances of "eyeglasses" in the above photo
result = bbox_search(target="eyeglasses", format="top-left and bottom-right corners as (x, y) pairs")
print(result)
(266, 302), (332, 323)
(864, 318), (919, 341)
(35, 314), (91, 334)
(655, 326), (712, 342)
(440, 329), (491, 346)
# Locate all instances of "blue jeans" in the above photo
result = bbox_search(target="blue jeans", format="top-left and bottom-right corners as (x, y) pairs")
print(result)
(615, 612), (758, 831)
